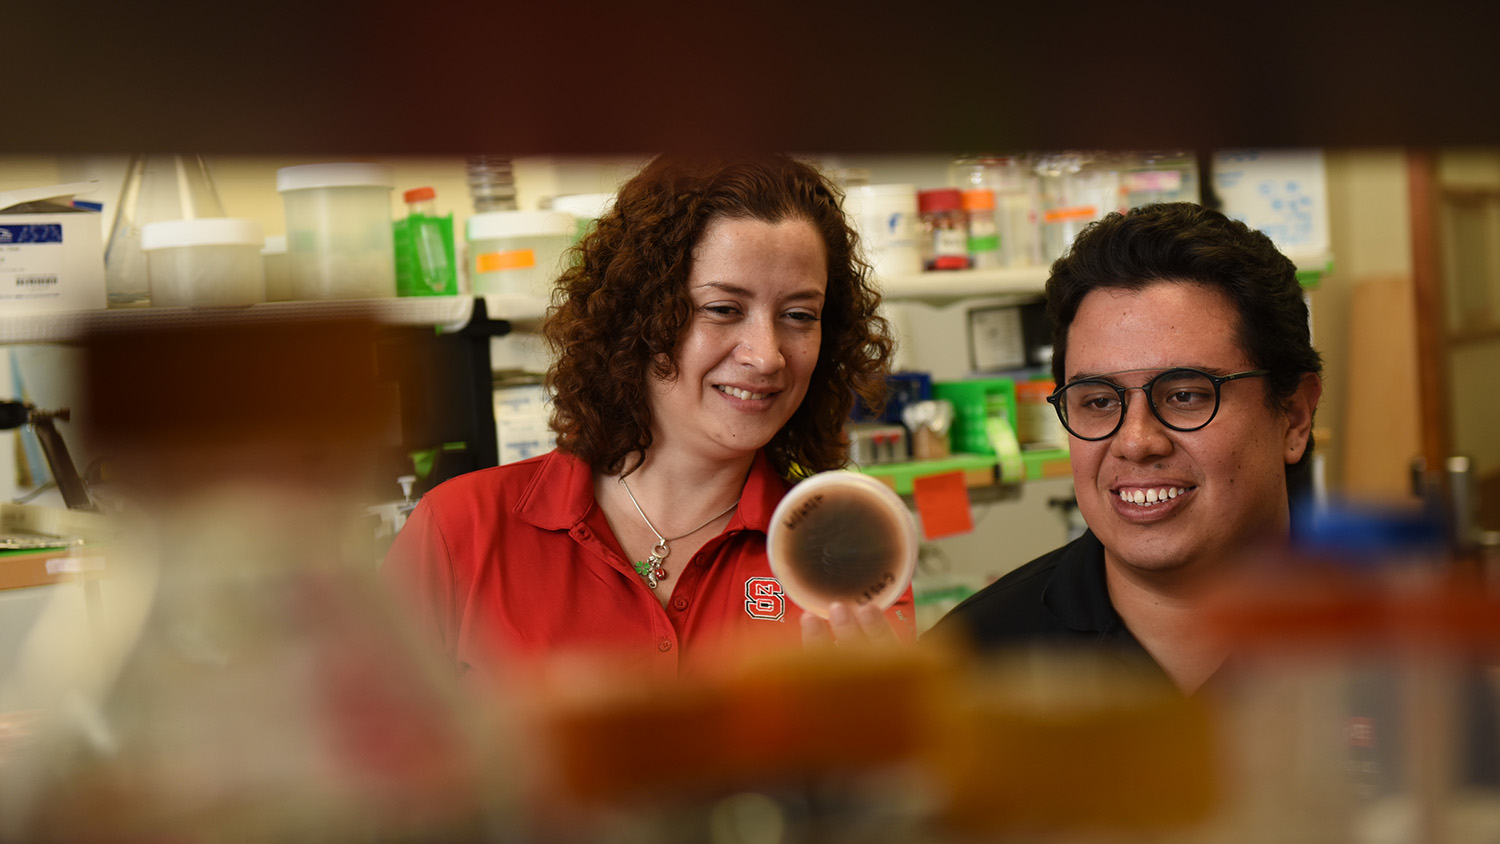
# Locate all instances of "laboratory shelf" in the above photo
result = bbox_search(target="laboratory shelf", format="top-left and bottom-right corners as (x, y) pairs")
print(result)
(857, 447), (1070, 497)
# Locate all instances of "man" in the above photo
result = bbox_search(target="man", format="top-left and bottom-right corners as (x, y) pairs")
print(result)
(927, 203), (1323, 695)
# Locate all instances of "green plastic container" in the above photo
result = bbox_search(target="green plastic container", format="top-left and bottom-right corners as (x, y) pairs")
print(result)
(393, 187), (458, 297)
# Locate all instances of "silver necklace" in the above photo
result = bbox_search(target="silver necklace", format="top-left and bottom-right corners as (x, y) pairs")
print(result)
(618, 476), (739, 589)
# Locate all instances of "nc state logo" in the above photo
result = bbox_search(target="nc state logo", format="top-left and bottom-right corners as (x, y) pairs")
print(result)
(744, 577), (785, 621)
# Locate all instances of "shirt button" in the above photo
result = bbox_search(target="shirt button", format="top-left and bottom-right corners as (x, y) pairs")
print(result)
(672, 597), (689, 611)
(658, 638), (672, 652)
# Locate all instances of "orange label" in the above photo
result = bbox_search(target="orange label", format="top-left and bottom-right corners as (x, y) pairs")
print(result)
(1043, 205), (1098, 223)
(476, 249), (536, 273)
(912, 471), (974, 541)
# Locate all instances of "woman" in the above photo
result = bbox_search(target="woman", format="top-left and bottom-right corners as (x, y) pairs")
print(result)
(382, 154), (911, 685)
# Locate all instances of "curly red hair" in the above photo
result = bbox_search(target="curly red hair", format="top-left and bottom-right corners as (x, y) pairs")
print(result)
(542, 154), (894, 479)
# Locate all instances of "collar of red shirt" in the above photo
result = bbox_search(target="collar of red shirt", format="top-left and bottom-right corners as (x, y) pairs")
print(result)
(511, 449), (789, 536)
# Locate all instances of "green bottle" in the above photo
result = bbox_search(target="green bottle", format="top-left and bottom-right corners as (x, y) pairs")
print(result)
(393, 186), (458, 296)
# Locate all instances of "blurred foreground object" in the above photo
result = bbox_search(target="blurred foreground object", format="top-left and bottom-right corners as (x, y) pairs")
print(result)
(0, 316), (508, 841)
(1206, 501), (1500, 844)
(522, 644), (1219, 842)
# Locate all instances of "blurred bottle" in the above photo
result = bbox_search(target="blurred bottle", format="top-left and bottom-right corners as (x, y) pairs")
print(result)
(393, 186), (458, 296)
(104, 154), (227, 308)
(1205, 502), (1500, 844)
(1034, 152), (1125, 262)
(1122, 150), (1201, 208)
(917, 188), (969, 271)
(960, 188), (1001, 270)
(950, 155), (1041, 267)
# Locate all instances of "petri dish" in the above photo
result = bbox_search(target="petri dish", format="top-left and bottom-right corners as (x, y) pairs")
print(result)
(767, 470), (918, 618)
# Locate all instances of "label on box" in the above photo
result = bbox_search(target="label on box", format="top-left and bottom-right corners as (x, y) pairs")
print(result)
(494, 383), (556, 465)
(0, 213), (106, 313)
(0, 224), (65, 303)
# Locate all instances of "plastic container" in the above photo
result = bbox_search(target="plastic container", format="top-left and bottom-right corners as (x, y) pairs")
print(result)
(918, 188), (970, 270)
(393, 186), (458, 297)
(549, 192), (617, 242)
(465, 210), (574, 299)
(960, 188), (1001, 269)
(261, 234), (292, 302)
(1014, 379), (1064, 449)
(139, 218), (265, 307)
(276, 163), (397, 300)
(842, 183), (921, 279)
(1034, 152), (1125, 262)
(767, 470), (918, 618)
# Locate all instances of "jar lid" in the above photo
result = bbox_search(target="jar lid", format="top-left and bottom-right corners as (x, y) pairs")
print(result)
(917, 188), (964, 213)
(140, 218), (265, 250)
(276, 163), (395, 192)
(960, 188), (996, 211)
(467, 210), (575, 240)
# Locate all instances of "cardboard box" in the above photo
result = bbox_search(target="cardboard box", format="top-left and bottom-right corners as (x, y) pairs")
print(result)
(0, 182), (107, 314)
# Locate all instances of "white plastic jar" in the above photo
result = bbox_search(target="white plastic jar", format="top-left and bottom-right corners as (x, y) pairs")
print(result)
(466, 210), (574, 298)
(549, 192), (617, 242)
(842, 183), (921, 279)
(139, 218), (266, 307)
(276, 163), (396, 300)
(260, 234), (292, 302)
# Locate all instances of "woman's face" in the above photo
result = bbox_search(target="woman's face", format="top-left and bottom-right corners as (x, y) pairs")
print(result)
(646, 215), (827, 463)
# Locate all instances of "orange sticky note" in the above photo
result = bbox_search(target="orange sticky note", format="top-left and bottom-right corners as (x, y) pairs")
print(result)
(912, 471), (974, 540)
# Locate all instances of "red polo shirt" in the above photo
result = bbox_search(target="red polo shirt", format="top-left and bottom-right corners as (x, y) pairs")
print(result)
(381, 449), (916, 684)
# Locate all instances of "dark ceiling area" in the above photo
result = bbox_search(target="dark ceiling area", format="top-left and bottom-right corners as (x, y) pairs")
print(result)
(9, 1), (1499, 157)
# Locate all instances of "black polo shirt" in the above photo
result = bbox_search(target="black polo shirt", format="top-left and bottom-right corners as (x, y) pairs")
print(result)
(924, 530), (1177, 690)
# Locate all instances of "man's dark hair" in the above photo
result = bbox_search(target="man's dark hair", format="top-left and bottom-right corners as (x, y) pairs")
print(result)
(1045, 202), (1323, 484)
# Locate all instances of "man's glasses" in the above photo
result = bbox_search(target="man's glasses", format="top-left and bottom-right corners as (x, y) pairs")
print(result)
(1046, 368), (1271, 441)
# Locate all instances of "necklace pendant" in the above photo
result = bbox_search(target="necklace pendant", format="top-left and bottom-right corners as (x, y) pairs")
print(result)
(634, 553), (668, 590)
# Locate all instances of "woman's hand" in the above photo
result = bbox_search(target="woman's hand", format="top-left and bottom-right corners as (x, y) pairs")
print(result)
(800, 601), (902, 648)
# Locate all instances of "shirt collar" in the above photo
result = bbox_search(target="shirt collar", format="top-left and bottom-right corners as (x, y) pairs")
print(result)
(514, 448), (789, 533)
(1041, 530), (1127, 634)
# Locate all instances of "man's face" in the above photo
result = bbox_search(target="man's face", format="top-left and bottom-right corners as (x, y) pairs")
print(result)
(1063, 281), (1316, 581)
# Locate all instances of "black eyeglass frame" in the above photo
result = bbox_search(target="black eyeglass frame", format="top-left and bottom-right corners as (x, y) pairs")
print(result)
(1045, 367), (1272, 441)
